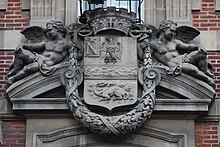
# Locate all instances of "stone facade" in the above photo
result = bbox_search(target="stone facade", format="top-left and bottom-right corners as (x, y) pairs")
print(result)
(0, 0), (220, 147)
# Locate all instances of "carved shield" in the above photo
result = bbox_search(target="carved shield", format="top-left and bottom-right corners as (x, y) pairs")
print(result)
(62, 8), (158, 135)
(84, 36), (138, 111)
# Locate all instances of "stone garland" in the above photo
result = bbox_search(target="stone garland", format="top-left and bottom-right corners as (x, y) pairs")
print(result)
(61, 25), (159, 135)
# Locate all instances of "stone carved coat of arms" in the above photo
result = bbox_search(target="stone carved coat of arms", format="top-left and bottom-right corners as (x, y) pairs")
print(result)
(61, 8), (160, 135)
(6, 7), (215, 136)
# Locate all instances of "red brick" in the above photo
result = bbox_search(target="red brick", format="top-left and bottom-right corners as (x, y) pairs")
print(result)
(5, 15), (22, 19)
(3, 139), (17, 144)
(0, 145), (10, 147)
(202, 7), (215, 11)
(202, 0), (214, 2)
(200, 23), (217, 27)
(211, 135), (218, 139)
(8, 0), (20, 2)
(202, 4), (208, 7)
(196, 144), (211, 147)
(197, 28), (208, 31)
(0, 20), (13, 23)
(15, 19), (28, 23)
(193, 12), (208, 15)
(209, 12), (217, 15)
(7, 7), (21, 11)
(10, 145), (25, 147)
(203, 139), (218, 143)
(14, 3), (21, 7)
(200, 15), (217, 19)
(208, 4), (214, 7)
(6, 23), (22, 27)
(193, 23), (200, 27)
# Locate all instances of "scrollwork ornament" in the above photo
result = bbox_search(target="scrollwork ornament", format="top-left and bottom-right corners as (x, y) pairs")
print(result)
(61, 27), (161, 135)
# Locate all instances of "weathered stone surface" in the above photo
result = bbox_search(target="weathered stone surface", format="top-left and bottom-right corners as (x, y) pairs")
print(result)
(5, 6), (216, 144)
(0, 98), (12, 114)
(195, 31), (217, 50)
(0, 30), (22, 50)
(26, 118), (194, 147)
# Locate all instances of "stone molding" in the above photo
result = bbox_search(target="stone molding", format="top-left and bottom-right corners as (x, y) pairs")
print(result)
(30, 0), (78, 26)
(21, 0), (30, 10)
(33, 127), (88, 147)
(191, 0), (201, 11)
(10, 97), (211, 114)
(7, 67), (213, 115)
(6, 66), (66, 98)
(216, 0), (220, 11)
(0, 0), (6, 10)
(0, 30), (22, 50)
(144, 0), (193, 26)
(33, 126), (185, 147)
(157, 67), (215, 100)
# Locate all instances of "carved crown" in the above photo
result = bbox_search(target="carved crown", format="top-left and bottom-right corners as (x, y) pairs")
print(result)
(83, 7), (135, 35)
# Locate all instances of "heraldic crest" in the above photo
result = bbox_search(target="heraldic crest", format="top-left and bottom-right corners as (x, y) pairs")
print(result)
(6, 7), (215, 135)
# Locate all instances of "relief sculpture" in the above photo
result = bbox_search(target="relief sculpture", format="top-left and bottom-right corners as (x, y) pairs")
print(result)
(91, 83), (131, 101)
(6, 7), (215, 136)
(7, 20), (73, 84)
(149, 20), (215, 88)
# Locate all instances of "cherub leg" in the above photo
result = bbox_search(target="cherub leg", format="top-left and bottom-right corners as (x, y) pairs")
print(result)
(182, 63), (215, 88)
(198, 59), (214, 79)
(7, 59), (24, 77)
(7, 62), (38, 84)
(187, 51), (214, 78)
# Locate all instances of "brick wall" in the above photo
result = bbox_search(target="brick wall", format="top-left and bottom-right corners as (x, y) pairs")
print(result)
(192, 0), (220, 31)
(0, 0), (30, 30)
(0, 0), (29, 147)
(0, 51), (14, 98)
(0, 120), (26, 147)
(0, 0), (30, 97)
(208, 52), (220, 98)
(196, 121), (219, 147)
(192, 0), (220, 147)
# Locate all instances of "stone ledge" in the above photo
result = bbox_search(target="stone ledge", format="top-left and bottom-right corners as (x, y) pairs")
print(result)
(6, 65), (215, 117)
(10, 97), (211, 114)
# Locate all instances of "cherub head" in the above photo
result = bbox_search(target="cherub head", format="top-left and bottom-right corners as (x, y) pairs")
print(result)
(159, 20), (177, 40)
(159, 20), (177, 31)
(46, 20), (66, 39)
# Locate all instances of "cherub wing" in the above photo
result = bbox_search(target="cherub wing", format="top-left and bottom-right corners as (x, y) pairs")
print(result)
(176, 26), (200, 43)
(20, 26), (46, 43)
(148, 24), (160, 39)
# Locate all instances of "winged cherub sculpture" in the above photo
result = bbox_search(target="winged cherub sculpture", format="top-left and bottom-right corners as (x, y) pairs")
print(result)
(149, 20), (215, 87)
(7, 20), (72, 84)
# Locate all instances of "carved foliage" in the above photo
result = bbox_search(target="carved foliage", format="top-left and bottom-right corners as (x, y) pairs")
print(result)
(61, 15), (160, 135)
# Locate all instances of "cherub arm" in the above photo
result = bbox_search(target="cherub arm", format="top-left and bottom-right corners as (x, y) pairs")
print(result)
(175, 39), (199, 52)
(23, 42), (46, 53)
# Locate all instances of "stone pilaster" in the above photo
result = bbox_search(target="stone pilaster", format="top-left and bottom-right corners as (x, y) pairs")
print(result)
(0, 0), (7, 10)
(30, 0), (67, 26)
(144, 0), (193, 26)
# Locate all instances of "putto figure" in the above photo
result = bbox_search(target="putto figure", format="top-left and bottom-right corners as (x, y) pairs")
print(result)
(7, 20), (72, 84)
(149, 20), (215, 87)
